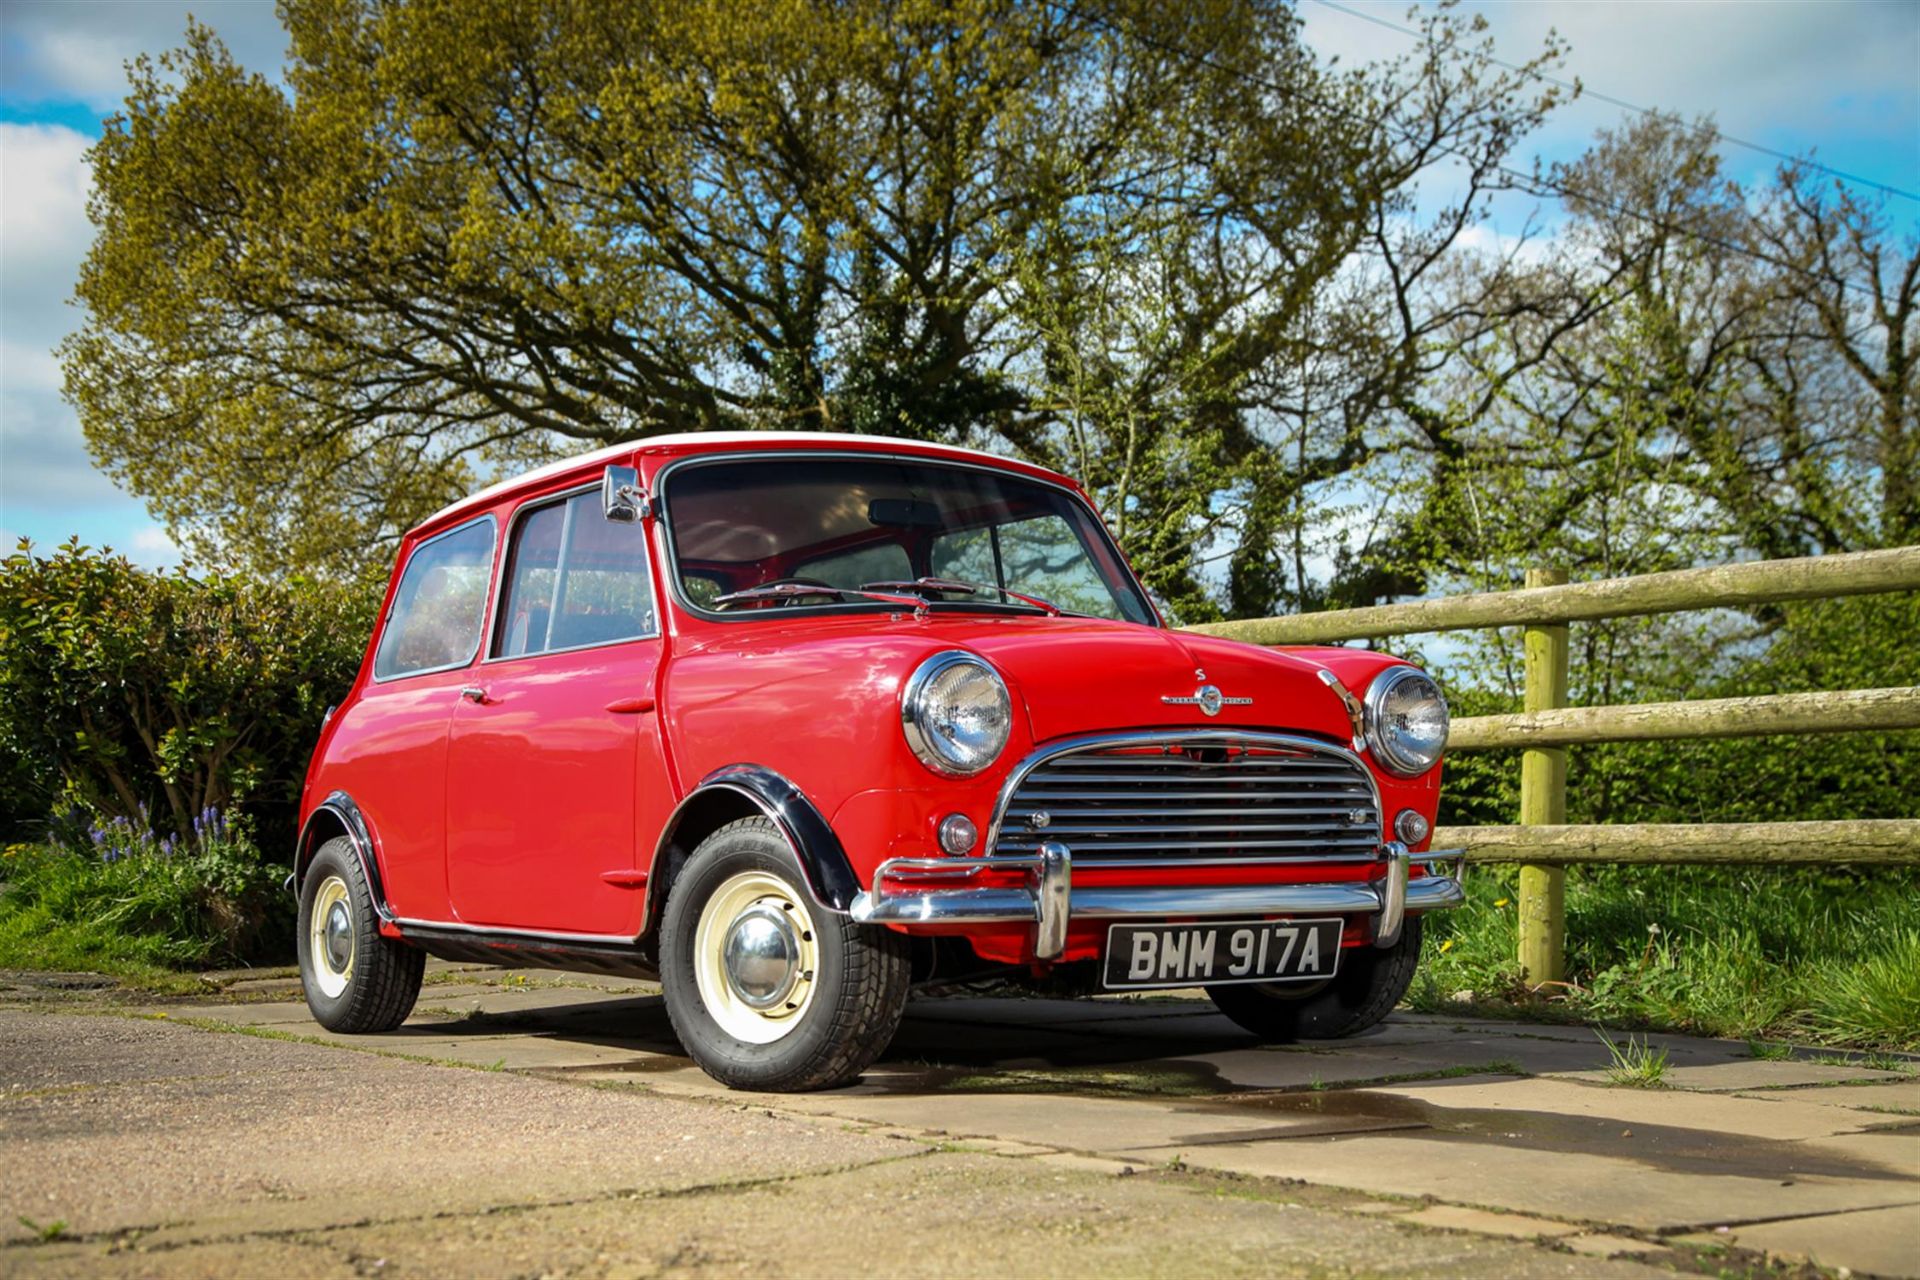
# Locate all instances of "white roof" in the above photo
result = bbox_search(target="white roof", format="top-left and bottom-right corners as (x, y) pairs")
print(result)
(416, 431), (1035, 534)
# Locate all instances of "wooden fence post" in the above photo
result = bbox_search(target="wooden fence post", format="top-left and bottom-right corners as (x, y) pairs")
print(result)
(1518, 566), (1569, 984)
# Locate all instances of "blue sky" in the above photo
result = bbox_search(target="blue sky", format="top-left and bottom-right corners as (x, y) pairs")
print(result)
(2, 0), (1915, 571)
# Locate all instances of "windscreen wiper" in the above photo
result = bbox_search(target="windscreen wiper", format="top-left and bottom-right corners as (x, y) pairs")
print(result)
(712, 582), (927, 611)
(861, 576), (1062, 616)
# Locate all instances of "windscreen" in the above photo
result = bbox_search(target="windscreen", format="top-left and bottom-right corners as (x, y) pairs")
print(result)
(662, 455), (1155, 624)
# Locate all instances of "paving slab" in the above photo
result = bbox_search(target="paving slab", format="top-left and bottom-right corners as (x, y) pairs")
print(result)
(268, 1153), (1681, 1280)
(1401, 1205), (1582, 1239)
(1562, 1233), (1666, 1258)
(1554, 1059), (1910, 1091)
(1735, 1079), (1920, 1113)
(0, 1009), (908, 1246)
(1121, 1133), (1920, 1233)
(1376, 1075), (1895, 1140)
(1674, 1202), (1920, 1279)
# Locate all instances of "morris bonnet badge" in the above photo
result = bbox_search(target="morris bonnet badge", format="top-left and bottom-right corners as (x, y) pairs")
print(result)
(1162, 684), (1252, 717)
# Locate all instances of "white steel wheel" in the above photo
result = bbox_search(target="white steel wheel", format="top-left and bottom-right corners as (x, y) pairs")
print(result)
(307, 873), (355, 1000)
(691, 869), (821, 1045)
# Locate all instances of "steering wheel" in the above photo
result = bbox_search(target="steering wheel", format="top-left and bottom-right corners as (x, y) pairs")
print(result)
(711, 577), (842, 611)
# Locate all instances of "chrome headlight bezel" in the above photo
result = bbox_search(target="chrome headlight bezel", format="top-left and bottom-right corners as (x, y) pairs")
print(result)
(1364, 665), (1450, 777)
(901, 650), (1013, 777)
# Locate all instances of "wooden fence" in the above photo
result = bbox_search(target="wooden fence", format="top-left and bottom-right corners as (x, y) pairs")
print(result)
(1184, 546), (1920, 983)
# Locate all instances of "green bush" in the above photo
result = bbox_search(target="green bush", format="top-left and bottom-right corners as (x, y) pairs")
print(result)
(0, 809), (289, 974)
(0, 539), (377, 850)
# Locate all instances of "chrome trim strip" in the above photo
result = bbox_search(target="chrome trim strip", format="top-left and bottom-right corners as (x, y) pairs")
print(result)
(984, 729), (1386, 857)
(391, 916), (637, 946)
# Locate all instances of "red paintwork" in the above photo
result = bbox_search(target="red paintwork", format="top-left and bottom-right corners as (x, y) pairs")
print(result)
(299, 432), (1446, 965)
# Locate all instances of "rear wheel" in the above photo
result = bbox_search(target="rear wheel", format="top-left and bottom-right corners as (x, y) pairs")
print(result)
(297, 837), (423, 1032)
(1207, 916), (1423, 1042)
(660, 817), (909, 1091)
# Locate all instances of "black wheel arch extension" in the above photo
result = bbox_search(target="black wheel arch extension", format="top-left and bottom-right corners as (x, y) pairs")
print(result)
(645, 764), (861, 932)
(293, 792), (395, 924)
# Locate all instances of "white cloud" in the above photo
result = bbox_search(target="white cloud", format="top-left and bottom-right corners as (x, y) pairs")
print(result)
(126, 523), (180, 566)
(1299, 1), (1919, 194)
(0, 121), (108, 513)
(0, 1), (289, 114)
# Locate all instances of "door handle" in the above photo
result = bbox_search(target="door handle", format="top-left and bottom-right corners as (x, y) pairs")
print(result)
(460, 686), (488, 704)
(605, 696), (655, 714)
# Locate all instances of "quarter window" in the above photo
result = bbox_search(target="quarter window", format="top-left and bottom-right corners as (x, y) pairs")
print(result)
(373, 519), (497, 680)
(494, 490), (655, 658)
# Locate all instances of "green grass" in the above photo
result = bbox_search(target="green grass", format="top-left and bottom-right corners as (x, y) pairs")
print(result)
(0, 841), (288, 980)
(1410, 864), (1920, 1051)
(1598, 1032), (1671, 1087)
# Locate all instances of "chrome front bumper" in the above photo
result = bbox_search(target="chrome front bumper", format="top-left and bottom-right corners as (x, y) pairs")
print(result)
(848, 842), (1467, 960)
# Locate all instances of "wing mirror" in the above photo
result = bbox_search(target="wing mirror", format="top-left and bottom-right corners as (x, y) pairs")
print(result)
(602, 465), (649, 522)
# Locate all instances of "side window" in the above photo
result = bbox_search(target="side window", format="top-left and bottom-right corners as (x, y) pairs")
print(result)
(932, 515), (1127, 619)
(494, 490), (655, 658)
(794, 541), (911, 589)
(373, 519), (497, 680)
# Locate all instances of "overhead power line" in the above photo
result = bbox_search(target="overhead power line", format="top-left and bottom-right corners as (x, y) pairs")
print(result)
(1308, 0), (1919, 203)
(1055, 2), (1869, 298)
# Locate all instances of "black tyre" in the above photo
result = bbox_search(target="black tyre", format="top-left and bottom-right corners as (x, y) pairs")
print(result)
(660, 817), (909, 1091)
(297, 836), (424, 1033)
(1207, 916), (1423, 1042)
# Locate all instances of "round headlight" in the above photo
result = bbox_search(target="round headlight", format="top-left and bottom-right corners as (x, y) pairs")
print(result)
(901, 651), (1012, 777)
(1365, 666), (1449, 777)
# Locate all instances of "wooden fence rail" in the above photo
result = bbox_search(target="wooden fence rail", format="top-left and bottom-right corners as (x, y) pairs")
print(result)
(1450, 685), (1920, 751)
(1186, 545), (1920, 646)
(1180, 546), (1920, 984)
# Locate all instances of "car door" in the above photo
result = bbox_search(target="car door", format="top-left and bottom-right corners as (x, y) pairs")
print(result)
(330, 515), (499, 920)
(444, 485), (670, 935)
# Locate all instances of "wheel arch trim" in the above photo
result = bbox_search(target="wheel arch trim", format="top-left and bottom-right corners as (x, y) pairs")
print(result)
(294, 792), (396, 924)
(645, 765), (860, 932)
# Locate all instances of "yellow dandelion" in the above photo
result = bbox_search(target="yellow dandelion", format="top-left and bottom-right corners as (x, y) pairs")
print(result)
(1494, 897), (1510, 908)
(1439, 939), (1454, 954)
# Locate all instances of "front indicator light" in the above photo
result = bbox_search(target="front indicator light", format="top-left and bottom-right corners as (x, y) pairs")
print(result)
(1394, 808), (1431, 846)
(937, 813), (978, 855)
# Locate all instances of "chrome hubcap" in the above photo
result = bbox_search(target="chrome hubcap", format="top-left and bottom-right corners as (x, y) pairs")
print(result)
(722, 903), (802, 1010)
(692, 870), (821, 1045)
(307, 875), (354, 1000)
(324, 901), (353, 971)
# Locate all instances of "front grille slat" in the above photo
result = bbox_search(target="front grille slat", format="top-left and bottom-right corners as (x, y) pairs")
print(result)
(993, 737), (1381, 864)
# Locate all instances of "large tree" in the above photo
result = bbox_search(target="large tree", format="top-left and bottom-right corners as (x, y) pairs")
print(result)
(66, 0), (1563, 594)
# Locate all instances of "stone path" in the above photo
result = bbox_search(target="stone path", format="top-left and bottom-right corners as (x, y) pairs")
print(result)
(1, 962), (1915, 1278)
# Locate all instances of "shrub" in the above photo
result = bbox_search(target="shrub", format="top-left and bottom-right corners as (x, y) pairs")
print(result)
(0, 539), (377, 850)
(0, 806), (289, 972)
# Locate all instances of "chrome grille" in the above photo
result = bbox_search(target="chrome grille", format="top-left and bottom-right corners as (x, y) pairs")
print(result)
(991, 736), (1382, 864)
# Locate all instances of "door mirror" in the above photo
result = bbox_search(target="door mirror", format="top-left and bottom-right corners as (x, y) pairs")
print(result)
(602, 465), (648, 523)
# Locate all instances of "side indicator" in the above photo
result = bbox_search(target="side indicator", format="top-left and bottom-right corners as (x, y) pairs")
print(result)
(604, 697), (656, 714)
(600, 870), (649, 888)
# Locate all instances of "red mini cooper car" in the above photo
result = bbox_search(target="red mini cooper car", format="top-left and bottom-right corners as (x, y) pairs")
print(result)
(294, 433), (1461, 1090)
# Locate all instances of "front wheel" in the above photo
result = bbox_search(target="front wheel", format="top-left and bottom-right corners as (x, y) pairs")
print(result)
(660, 817), (909, 1091)
(1207, 915), (1423, 1042)
(297, 837), (423, 1032)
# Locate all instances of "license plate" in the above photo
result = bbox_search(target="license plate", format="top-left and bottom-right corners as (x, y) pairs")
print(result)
(1102, 918), (1343, 990)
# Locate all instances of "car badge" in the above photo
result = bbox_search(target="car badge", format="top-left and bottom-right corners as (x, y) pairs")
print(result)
(1162, 684), (1252, 717)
